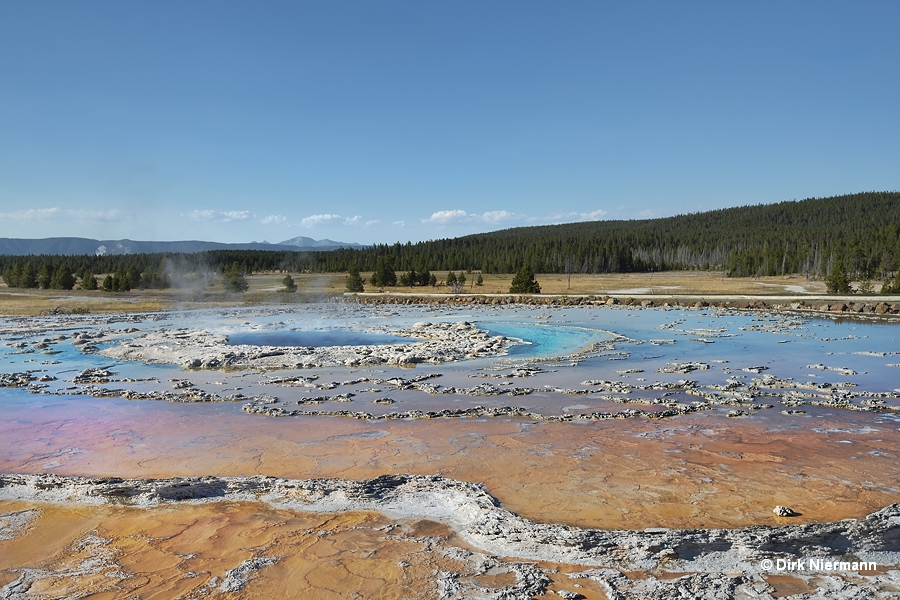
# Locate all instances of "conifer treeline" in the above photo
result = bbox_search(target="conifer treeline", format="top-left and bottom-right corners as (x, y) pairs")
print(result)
(1, 191), (899, 288)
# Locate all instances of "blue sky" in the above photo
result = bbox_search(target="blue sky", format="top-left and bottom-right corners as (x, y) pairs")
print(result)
(1, 1), (897, 245)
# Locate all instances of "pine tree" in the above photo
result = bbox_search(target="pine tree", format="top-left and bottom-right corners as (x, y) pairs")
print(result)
(10, 263), (23, 287)
(38, 264), (53, 289)
(127, 267), (141, 290)
(858, 277), (875, 295)
(445, 271), (465, 292)
(139, 266), (163, 289)
(369, 260), (381, 287)
(370, 257), (396, 288)
(222, 262), (249, 292)
(2, 264), (18, 287)
(282, 274), (298, 292)
(509, 265), (541, 293)
(345, 266), (365, 292)
(475, 273), (484, 286)
(114, 269), (132, 292)
(825, 259), (851, 294)
(880, 270), (900, 294)
(20, 262), (37, 288)
(50, 265), (76, 290)
(81, 271), (98, 291)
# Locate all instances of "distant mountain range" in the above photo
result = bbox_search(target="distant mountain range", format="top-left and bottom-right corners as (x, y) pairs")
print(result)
(0, 237), (365, 256)
(277, 236), (366, 250)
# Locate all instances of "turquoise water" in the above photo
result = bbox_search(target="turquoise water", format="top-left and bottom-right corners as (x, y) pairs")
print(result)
(478, 322), (611, 358)
(3, 305), (900, 425)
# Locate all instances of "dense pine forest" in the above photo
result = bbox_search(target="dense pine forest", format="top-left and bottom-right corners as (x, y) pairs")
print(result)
(2, 191), (899, 291)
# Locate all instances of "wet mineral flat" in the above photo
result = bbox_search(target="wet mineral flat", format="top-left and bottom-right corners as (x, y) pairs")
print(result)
(1, 302), (899, 598)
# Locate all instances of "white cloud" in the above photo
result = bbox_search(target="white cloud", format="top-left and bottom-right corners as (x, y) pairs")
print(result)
(365, 220), (381, 227)
(0, 207), (126, 222)
(580, 209), (607, 220)
(481, 210), (522, 224)
(613, 205), (660, 219)
(186, 209), (252, 222)
(422, 209), (526, 226)
(417, 206), (612, 231)
(97, 209), (126, 222)
(393, 220), (406, 227)
(261, 214), (288, 225)
(300, 214), (363, 228)
(422, 209), (470, 225)
(301, 214), (341, 227)
(4, 207), (65, 220)
(545, 209), (608, 223)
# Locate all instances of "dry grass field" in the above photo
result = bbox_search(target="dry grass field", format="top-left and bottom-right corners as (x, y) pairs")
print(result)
(0, 270), (840, 316)
(438, 270), (828, 296)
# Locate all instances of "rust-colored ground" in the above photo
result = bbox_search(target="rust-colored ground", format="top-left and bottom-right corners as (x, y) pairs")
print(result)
(3, 390), (899, 597)
(0, 500), (617, 599)
(2, 394), (897, 531)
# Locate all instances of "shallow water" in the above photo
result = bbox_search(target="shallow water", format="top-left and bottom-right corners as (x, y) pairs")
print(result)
(477, 321), (612, 358)
(3, 387), (900, 531)
(2, 303), (900, 531)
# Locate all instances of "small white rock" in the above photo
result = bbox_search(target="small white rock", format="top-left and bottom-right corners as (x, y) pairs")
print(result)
(773, 505), (799, 517)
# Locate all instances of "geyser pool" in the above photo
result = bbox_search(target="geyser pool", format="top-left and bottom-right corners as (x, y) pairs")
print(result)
(226, 329), (415, 348)
(477, 322), (612, 358)
(226, 322), (612, 357)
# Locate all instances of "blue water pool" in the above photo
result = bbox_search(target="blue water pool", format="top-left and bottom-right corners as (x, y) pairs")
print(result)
(478, 322), (611, 358)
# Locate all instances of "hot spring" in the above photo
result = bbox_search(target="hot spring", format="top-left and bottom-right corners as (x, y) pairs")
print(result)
(477, 322), (613, 358)
(3, 301), (900, 535)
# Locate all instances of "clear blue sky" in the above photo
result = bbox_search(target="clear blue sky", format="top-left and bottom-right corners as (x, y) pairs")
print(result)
(1, 1), (897, 245)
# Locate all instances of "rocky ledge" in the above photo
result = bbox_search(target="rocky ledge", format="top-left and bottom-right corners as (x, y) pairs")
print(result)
(99, 321), (513, 370)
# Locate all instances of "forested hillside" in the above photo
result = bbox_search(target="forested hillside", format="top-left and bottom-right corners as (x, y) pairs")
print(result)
(2, 192), (899, 290)
(352, 190), (898, 279)
(337, 191), (899, 279)
(285, 191), (900, 279)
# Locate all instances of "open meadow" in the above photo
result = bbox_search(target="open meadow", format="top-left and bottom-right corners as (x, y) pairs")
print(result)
(0, 271), (840, 316)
